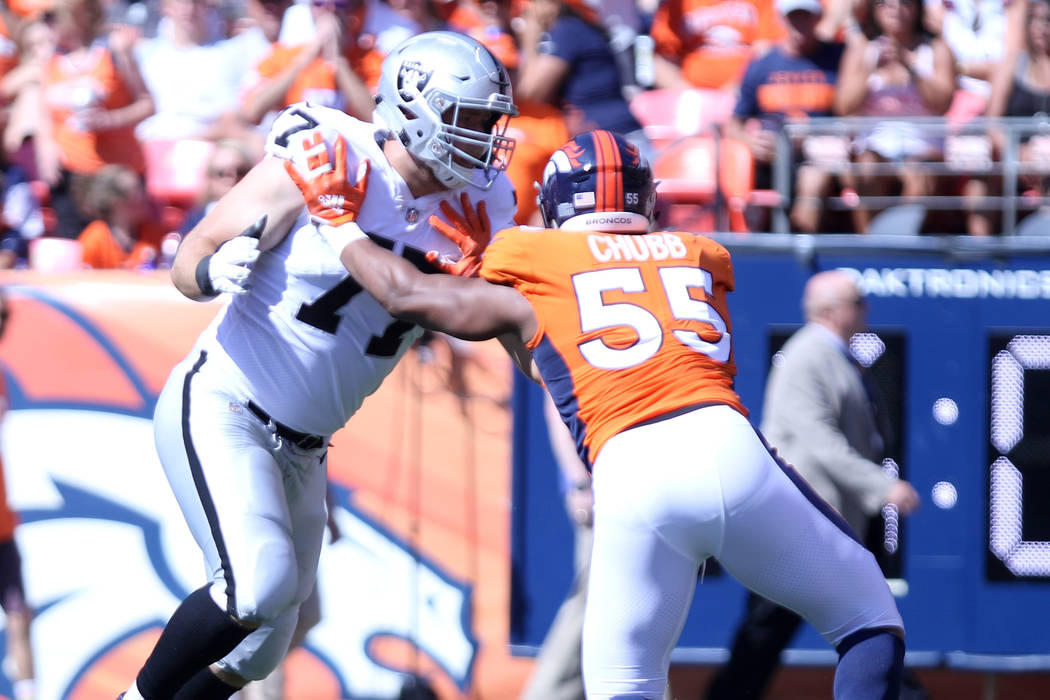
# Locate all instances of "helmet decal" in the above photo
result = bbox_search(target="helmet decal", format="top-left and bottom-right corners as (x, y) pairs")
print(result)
(398, 62), (432, 98)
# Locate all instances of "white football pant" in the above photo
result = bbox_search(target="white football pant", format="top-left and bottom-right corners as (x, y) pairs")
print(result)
(153, 350), (329, 680)
(583, 404), (903, 698)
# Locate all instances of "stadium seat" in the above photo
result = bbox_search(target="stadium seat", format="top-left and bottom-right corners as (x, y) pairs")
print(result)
(143, 138), (215, 208)
(29, 237), (83, 271)
(651, 134), (720, 231)
(719, 137), (783, 233)
(630, 88), (736, 149)
(652, 134), (718, 204)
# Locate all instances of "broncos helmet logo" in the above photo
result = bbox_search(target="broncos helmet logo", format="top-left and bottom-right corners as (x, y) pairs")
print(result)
(563, 141), (587, 169)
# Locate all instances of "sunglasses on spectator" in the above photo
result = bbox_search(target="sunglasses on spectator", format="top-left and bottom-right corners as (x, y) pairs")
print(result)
(312, 0), (352, 8)
(874, 0), (916, 6)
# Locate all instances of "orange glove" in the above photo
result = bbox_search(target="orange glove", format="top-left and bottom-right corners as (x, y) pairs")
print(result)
(426, 192), (491, 277)
(284, 133), (370, 226)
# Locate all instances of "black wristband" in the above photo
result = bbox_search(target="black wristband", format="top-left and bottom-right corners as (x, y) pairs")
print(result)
(195, 255), (217, 297)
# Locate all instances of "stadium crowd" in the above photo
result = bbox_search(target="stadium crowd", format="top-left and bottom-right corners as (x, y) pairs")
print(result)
(0, 0), (1045, 270)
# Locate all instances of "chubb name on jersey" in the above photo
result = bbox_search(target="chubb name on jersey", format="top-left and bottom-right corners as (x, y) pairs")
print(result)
(588, 232), (688, 263)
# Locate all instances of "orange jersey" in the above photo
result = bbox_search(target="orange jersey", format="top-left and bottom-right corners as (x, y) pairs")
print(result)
(78, 219), (162, 270)
(481, 227), (747, 464)
(42, 45), (146, 175)
(504, 99), (569, 224)
(0, 372), (14, 541)
(649, 0), (784, 89)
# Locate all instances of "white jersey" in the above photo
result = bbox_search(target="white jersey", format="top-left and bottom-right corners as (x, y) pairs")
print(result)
(196, 103), (518, 436)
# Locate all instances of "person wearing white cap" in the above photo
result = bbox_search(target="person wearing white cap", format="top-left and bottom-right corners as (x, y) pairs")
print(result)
(724, 0), (845, 232)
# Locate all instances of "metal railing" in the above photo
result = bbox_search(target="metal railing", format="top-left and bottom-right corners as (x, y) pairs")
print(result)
(771, 116), (1050, 235)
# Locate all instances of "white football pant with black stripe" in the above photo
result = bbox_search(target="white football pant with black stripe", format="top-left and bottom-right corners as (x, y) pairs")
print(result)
(153, 349), (328, 680)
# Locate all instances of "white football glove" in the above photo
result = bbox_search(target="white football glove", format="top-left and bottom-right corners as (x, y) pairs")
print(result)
(197, 215), (265, 296)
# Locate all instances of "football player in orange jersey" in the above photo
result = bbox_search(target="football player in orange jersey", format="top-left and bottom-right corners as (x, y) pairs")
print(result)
(298, 129), (907, 699)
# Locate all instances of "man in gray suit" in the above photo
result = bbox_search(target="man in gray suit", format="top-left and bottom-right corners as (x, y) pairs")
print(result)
(707, 270), (920, 700)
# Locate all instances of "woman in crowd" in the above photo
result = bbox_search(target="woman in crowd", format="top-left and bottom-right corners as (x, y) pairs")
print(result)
(834, 0), (955, 232)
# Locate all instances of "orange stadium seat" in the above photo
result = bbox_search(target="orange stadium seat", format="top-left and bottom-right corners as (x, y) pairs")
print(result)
(143, 139), (215, 209)
(651, 134), (720, 231)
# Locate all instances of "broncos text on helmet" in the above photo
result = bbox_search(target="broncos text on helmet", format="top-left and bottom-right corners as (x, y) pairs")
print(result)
(539, 130), (656, 233)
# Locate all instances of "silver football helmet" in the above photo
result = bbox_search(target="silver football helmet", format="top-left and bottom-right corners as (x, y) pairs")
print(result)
(374, 31), (518, 190)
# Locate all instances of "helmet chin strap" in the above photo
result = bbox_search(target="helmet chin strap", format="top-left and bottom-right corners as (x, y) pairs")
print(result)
(560, 212), (651, 233)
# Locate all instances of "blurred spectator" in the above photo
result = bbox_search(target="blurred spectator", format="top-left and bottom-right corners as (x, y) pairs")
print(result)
(277, 0), (420, 56)
(515, 0), (652, 160)
(834, 0), (955, 232)
(1, 16), (56, 158)
(648, 0), (784, 91)
(473, 0), (569, 224)
(8, 1), (56, 21)
(816, 0), (864, 41)
(0, 9), (20, 84)
(33, 0), (154, 239)
(925, 0), (1006, 123)
(726, 0), (844, 232)
(241, 0), (294, 47)
(0, 164), (47, 268)
(239, 0), (380, 126)
(387, 0), (450, 30)
(133, 0), (266, 143)
(0, 288), (37, 700)
(1006, 0), (1028, 51)
(178, 137), (254, 234)
(77, 163), (163, 268)
(965, 0), (1050, 236)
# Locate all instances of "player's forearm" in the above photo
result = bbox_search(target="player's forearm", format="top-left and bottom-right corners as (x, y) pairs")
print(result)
(171, 234), (219, 300)
(338, 239), (518, 340)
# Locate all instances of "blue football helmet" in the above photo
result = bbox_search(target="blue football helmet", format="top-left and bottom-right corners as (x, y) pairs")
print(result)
(538, 130), (656, 232)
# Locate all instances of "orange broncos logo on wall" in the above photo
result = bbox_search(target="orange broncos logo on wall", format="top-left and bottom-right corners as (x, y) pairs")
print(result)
(0, 271), (530, 700)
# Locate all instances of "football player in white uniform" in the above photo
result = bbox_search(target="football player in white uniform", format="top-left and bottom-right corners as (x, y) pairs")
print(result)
(120, 31), (518, 700)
